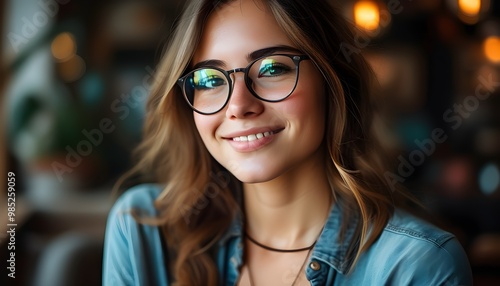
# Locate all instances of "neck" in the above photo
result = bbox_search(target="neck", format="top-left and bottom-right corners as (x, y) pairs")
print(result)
(243, 155), (332, 250)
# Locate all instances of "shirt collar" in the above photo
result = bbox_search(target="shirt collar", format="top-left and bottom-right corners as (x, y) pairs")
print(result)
(310, 200), (359, 275)
(218, 199), (358, 275)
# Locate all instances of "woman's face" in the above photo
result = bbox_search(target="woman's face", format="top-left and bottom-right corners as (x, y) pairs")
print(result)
(192, 0), (326, 183)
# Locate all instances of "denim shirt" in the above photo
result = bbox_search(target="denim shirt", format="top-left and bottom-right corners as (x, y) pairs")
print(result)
(103, 184), (473, 285)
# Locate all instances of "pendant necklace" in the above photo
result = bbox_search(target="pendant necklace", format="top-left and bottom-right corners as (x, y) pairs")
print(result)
(245, 232), (317, 253)
(244, 232), (319, 286)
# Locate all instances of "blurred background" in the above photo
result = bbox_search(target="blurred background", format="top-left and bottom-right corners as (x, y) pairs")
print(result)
(0, 0), (499, 285)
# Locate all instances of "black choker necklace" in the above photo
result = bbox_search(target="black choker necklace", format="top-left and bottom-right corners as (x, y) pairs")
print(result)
(244, 232), (318, 253)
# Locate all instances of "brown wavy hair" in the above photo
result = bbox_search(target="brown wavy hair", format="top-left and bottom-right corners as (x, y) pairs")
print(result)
(117, 0), (410, 285)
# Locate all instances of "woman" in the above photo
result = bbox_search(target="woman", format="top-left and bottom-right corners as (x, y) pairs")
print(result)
(103, 0), (472, 285)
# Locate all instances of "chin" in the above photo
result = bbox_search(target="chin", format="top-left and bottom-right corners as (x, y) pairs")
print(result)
(228, 167), (281, 184)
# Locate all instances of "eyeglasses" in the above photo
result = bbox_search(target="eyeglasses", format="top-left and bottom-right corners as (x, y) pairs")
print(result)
(177, 54), (310, 115)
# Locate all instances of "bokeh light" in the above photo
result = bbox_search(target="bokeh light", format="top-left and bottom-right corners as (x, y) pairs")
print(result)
(354, 1), (380, 31)
(51, 32), (77, 62)
(57, 55), (86, 82)
(483, 36), (500, 63)
(458, 0), (481, 16)
(479, 163), (500, 195)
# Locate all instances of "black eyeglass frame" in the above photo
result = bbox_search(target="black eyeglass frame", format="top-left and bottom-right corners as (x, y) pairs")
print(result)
(177, 54), (310, 115)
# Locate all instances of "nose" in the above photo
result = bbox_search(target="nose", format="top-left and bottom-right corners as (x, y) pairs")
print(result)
(225, 72), (264, 119)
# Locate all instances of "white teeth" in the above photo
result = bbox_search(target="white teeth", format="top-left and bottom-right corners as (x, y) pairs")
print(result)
(232, 131), (273, 142)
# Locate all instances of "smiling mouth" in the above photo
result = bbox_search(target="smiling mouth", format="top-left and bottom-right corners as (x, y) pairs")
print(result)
(232, 131), (273, 142)
(229, 128), (284, 142)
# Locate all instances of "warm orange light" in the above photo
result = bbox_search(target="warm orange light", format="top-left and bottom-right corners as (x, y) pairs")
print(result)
(57, 55), (86, 82)
(51, 32), (76, 62)
(484, 37), (500, 63)
(458, 0), (481, 16)
(354, 1), (380, 31)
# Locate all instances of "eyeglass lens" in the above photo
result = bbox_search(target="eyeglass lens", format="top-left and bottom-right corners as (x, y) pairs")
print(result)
(183, 55), (299, 114)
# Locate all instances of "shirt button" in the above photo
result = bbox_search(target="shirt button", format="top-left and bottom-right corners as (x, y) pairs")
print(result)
(309, 261), (321, 271)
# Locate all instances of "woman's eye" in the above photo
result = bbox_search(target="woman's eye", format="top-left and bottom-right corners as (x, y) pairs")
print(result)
(192, 75), (226, 89)
(257, 63), (291, 78)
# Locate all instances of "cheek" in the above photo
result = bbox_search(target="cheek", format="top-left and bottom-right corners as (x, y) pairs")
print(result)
(193, 113), (216, 143)
(284, 81), (326, 128)
(290, 81), (327, 155)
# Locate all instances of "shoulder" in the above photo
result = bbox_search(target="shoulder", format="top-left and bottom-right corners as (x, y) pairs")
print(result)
(105, 183), (164, 241)
(384, 209), (454, 247)
(103, 184), (168, 285)
(110, 183), (163, 216)
(362, 209), (472, 285)
(105, 183), (164, 239)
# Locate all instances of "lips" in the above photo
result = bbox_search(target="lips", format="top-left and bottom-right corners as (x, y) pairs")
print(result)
(232, 131), (273, 142)
(223, 127), (284, 141)
(222, 127), (284, 152)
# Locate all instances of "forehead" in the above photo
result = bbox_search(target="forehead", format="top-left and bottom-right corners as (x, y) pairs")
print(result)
(193, 0), (295, 64)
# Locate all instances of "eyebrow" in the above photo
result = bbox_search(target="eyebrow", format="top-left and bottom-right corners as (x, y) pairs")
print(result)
(248, 45), (303, 61)
(191, 45), (303, 70)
